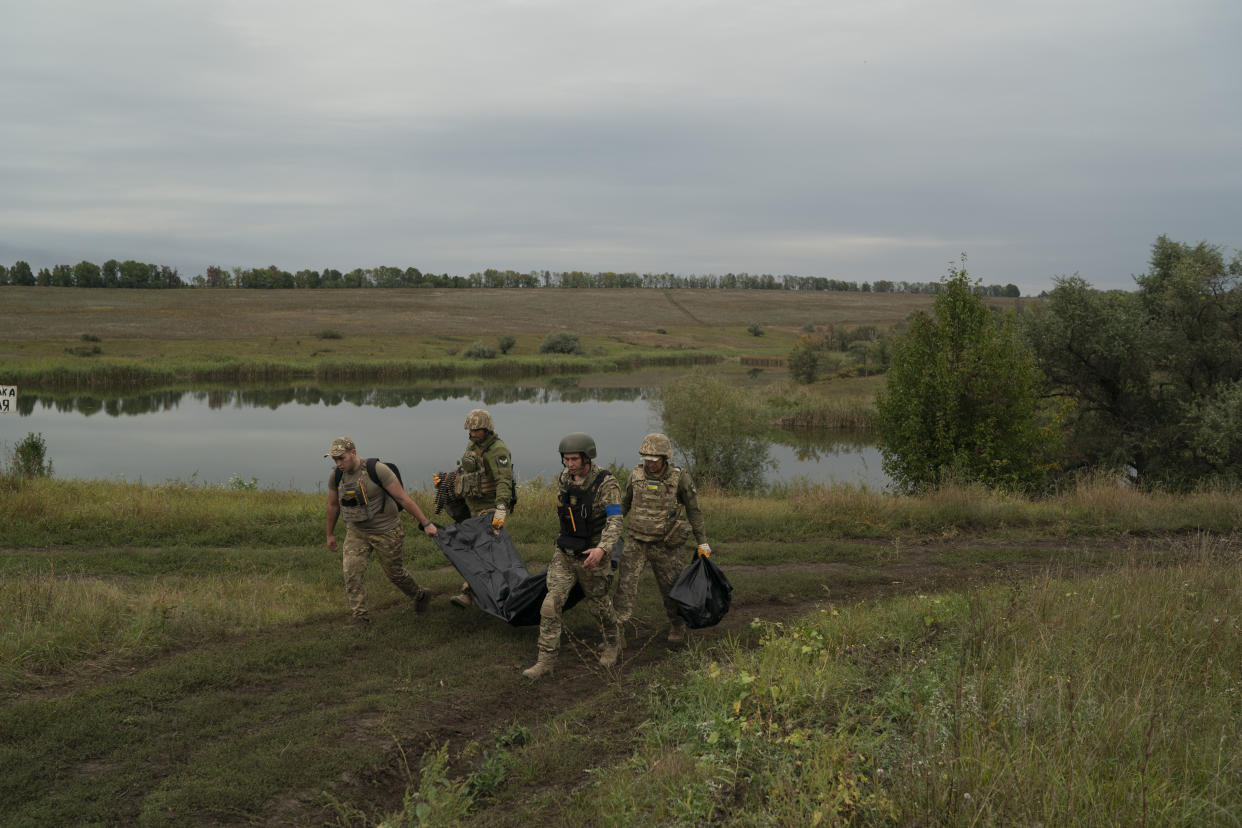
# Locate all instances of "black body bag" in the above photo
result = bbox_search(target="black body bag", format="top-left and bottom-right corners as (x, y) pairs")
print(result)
(668, 554), (733, 629)
(433, 516), (584, 626)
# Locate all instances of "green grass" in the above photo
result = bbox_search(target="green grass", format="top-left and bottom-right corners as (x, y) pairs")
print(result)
(3, 474), (1241, 823)
(395, 534), (1242, 826)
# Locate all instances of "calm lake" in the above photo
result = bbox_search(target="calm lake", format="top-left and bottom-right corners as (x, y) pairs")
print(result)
(1, 385), (890, 492)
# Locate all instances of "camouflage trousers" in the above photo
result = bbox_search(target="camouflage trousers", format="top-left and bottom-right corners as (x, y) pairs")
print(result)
(536, 548), (620, 657)
(613, 539), (692, 625)
(342, 523), (422, 619)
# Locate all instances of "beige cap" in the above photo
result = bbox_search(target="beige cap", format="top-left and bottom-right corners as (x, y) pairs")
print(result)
(324, 436), (356, 457)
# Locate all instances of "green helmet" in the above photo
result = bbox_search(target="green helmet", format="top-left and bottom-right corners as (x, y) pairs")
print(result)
(558, 432), (597, 459)
(639, 432), (672, 458)
(464, 409), (494, 431)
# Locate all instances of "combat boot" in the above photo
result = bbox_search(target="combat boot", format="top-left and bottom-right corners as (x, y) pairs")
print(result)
(522, 653), (556, 679)
(450, 582), (472, 609)
(667, 622), (686, 644)
(599, 643), (620, 668)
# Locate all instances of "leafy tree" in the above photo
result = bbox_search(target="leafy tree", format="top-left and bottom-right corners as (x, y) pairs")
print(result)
(659, 372), (772, 492)
(497, 335), (516, 355)
(788, 335), (821, 384)
(877, 259), (1056, 493)
(1024, 236), (1242, 487)
(73, 260), (102, 288)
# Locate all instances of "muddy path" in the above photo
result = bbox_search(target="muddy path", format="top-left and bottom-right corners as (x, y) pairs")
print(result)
(259, 536), (1145, 826)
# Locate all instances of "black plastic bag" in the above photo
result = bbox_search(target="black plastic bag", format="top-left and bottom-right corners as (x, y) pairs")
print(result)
(434, 516), (624, 626)
(668, 554), (733, 629)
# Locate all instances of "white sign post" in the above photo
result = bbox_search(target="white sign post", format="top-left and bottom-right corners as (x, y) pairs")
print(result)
(0, 386), (15, 414)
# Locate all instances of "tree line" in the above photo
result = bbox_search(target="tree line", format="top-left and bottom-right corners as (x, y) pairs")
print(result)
(0, 260), (1022, 296)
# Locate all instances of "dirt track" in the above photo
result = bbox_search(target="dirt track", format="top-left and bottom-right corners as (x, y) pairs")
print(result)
(262, 537), (1130, 825)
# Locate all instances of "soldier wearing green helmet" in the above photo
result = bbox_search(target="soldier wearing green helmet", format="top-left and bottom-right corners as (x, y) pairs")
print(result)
(446, 408), (516, 609)
(522, 432), (624, 679)
(615, 432), (709, 644)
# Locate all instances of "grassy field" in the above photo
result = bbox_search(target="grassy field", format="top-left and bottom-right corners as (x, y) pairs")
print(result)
(0, 286), (957, 389)
(2, 476), (1240, 824)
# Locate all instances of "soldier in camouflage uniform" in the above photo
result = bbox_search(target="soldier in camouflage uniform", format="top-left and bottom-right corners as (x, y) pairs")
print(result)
(324, 436), (439, 625)
(616, 433), (710, 643)
(522, 432), (624, 679)
(446, 409), (517, 608)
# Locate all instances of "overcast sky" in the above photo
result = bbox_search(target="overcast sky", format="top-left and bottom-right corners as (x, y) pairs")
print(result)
(2, 1), (1238, 294)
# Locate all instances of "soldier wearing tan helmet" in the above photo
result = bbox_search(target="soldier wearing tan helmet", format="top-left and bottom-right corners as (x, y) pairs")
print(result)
(615, 432), (709, 644)
(447, 408), (516, 609)
(522, 432), (624, 679)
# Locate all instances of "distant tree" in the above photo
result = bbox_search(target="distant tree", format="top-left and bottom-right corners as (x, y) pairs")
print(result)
(0, 265), (8, 286)
(788, 335), (821, 384)
(101, 259), (119, 288)
(51, 264), (74, 287)
(11, 261), (34, 286)
(498, 335), (516, 355)
(877, 258), (1057, 493)
(73, 260), (102, 288)
(36, 267), (52, 286)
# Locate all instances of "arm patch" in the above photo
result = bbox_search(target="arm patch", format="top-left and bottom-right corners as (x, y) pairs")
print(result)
(605, 504), (623, 517)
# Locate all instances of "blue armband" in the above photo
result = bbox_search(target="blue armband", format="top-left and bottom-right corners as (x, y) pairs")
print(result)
(605, 504), (622, 517)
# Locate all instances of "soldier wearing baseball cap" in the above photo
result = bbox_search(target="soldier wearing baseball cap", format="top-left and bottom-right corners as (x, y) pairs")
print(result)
(324, 435), (438, 625)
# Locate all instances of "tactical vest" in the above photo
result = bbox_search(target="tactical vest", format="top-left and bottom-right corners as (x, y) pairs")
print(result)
(337, 466), (389, 524)
(557, 470), (614, 554)
(454, 443), (497, 500)
(627, 465), (691, 545)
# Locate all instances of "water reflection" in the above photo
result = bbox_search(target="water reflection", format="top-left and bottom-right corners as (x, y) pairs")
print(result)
(5, 383), (889, 491)
(769, 428), (876, 463)
(16, 383), (653, 417)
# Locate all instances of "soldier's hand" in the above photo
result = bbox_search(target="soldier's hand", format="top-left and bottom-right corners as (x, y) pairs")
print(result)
(491, 505), (507, 532)
(583, 547), (605, 568)
(697, 543), (712, 557)
(327, 534), (338, 552)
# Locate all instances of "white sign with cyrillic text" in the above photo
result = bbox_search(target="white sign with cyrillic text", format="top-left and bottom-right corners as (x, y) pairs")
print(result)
(0, 386), (15, 414)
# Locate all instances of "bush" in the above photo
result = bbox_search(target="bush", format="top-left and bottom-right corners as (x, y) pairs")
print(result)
(463, 342), (497, 359)
(5, 432), (53, 479)
(747, 322), (764, 337)
(497, 335), (516, 355)
(659, 372), (772, 492)
(540, 332), (583, 355)
(314, 329), (342, 340)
